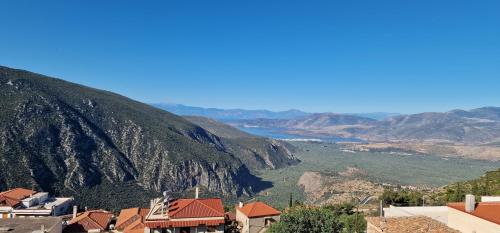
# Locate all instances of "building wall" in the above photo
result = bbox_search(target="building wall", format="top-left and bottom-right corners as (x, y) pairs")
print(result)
(235, 210), (280, 233)
(52, 199), (73, 216)
(447, 207), (500, 233)
(236, 209), (250, 233)
(247, 215), (280, 233)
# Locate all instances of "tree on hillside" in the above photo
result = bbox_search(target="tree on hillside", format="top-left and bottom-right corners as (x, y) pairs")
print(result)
(268, 204), (366, 233)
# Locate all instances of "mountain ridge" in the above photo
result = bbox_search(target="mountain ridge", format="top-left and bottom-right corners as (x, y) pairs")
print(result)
(0, 66), (296, 209)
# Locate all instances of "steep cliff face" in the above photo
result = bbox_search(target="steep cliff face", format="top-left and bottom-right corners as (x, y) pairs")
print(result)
(184, 116), (299, 170)
(0, 66), (278, 208)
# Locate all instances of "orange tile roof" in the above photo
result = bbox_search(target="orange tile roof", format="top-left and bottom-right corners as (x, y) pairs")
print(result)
(448, 202), (500, 225)
(123, 218), (146, 233)
(237, 201), (281, 218)
(116, 207), (149, 231)
(366, 216), (459, 233)
(0, 188), (36, 207)
(144, 198), (225, 229)
(168, 198), (224, 219)
(64, 210), (113, 233)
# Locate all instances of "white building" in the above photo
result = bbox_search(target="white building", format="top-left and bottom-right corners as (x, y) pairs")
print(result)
(0, 188), (73, 218)
(380, 195), (500, 233)
(235, 201), (281, 233)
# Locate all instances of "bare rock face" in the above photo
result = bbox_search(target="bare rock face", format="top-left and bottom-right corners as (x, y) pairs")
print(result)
(0, 66), (283, 208)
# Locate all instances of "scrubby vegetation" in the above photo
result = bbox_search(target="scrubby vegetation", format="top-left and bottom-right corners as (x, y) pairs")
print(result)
(268, 203), (365, 233)
(379, 189), (424, 206)
(436, 168), (500, 203)
(255, 142), (500, 208)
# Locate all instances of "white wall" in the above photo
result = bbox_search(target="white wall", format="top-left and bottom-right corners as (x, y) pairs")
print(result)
(447, 207), (500, 233)
(383, 206), (448, 224)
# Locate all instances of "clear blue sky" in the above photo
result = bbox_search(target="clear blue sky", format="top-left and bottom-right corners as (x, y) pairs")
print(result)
(1, 0), (499, 113)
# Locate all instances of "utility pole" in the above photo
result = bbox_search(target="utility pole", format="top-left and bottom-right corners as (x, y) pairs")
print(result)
(379, 200), (383, 217)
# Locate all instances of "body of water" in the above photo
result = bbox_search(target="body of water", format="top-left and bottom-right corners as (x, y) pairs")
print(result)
(237, 126), (364, 142)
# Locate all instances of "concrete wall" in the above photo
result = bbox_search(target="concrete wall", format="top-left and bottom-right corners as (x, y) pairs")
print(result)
(383, 206), (448, 224)
(447, 207), (500, 233)
(247, 215), (280, 233)
(235, 209), (280, 233)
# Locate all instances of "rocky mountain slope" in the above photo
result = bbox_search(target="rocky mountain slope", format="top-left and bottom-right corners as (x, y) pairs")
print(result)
(365, 110), (500, 144)
(185, 116), (299, 170)
(0, 66), (296, 209)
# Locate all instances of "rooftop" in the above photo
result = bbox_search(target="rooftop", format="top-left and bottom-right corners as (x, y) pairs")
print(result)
(0, 188), (36, 207)
(366, 216), (460, 233)
(144, 198), (225, 228)
(116, 207), (150, 233)
(236, 201), (281, 218)
(447, 201), (500, 225)
(63, 210), (113, 233)
(0, 217), (61, 233)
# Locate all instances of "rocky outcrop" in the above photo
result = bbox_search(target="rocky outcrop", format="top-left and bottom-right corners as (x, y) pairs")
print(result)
(0, 66), (279, 208)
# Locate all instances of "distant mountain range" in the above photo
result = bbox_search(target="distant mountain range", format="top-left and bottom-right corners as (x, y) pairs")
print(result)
(365, 108), (500, 144)
(227, 107), (500, 144)
(152, 103), (500, 144)
(152, 103), (399, 121)
(0, 66), (298, 209)
(151, 103), (309, 120)
(231, 113), (377, 129)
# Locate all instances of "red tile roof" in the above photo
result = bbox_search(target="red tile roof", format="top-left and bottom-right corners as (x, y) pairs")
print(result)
(145, 219), (224, 228)
(0, 188), (36, 207)
(116, 207), (149, 231)
(237, 201), (281, 218)
(168, 198), (224, 219)
(144, 198), (225, 229)
(64, 210), (113, 233)
(448, 202), (500, 225)
(123, 218), (146, 233)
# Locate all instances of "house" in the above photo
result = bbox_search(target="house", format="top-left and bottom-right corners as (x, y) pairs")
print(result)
(0, 216), (63, 233)
(366, 216), (459, 233)
(63, 210), (113, 233)
(0, 188), (74, 218)
(235, 201), (281, 233)
(447, 194), (500, 233)
(115, 207), (150, 233)
(143, 189), (225, 233)
(379, 194), (500, 233)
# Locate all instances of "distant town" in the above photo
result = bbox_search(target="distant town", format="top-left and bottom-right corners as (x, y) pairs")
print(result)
(0, 186), (499, 233)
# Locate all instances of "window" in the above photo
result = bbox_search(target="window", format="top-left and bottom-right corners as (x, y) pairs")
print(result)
(265, 218), (276, 227)
(207, 226), (216, 232)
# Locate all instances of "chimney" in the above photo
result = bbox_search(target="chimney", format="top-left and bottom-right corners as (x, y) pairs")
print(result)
(239, 202), (243, 208)
(195, 187), (199, 199)
(150, 199), (154, 209)
(465, 194), (475, 213)
(72, 205), (77, 219)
